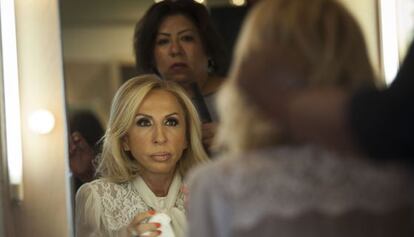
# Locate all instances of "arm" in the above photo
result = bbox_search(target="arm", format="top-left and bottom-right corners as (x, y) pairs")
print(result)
(69, 132), (96, 183)
(75, 183), (103, 237)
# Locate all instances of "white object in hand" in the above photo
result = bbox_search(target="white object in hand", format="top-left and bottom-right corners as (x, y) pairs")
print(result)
(142, 213), (175, 237)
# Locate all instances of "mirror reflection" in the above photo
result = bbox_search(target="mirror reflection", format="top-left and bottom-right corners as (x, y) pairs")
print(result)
(60, 0), (247, 127)
(60, 0), (250, 235)
(61, 1), (407, 236)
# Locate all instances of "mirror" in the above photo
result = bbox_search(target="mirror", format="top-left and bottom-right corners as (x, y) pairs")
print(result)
(60, 0), (246, 126)
(59, 0), (249, 219)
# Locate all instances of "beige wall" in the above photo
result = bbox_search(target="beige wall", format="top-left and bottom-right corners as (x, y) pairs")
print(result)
(62, 1), (382, 76)
(10, 0), (71, 236)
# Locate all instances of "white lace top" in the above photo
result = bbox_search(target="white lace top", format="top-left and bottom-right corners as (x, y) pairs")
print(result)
(75, 173), (186, 237)
(187, 145), (414, 237)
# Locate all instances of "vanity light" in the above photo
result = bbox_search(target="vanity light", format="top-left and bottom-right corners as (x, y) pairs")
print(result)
(153, 0), (206, 5)
(28, 109), (56, 134)
(231, 0), (246, 6)
(0, 0), (24, 202)
(379, 0), (399, 85)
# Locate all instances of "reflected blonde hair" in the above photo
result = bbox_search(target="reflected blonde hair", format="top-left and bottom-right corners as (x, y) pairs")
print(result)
(216, 0), (376, 154)
(96, 74), (209, 183)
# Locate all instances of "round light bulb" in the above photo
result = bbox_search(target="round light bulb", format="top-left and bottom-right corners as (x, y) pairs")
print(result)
(28, 109), (55, 134)
(231, 0), (246, 6)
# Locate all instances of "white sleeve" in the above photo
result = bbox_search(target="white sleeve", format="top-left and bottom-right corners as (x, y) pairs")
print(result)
(75, 183), (104, 237)
(186, 165), (233, 237)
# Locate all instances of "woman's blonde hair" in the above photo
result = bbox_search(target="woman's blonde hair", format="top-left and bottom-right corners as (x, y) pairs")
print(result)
(96, 74), (209, 183)
(216, 0), (377, 154)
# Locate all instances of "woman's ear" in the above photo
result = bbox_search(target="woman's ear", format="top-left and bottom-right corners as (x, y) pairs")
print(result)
(122, 136), (130, 151)
(184, 138), (188, 150)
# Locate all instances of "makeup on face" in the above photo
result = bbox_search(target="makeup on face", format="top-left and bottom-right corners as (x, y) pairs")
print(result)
(123, 90), (188, 179)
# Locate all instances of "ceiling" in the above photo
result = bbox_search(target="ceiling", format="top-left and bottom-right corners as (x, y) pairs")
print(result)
(60, 0), (237, 27)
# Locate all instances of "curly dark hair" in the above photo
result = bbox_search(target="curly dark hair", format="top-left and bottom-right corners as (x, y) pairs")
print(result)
(133, 0), (229, 77)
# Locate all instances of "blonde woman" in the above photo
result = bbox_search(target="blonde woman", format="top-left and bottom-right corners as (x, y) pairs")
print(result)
(187, 0), (413, 236)
(75, 75), (208, 237)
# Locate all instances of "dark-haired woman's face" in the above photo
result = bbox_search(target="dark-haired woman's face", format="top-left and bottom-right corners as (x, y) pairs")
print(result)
(154, 14), (208, 86)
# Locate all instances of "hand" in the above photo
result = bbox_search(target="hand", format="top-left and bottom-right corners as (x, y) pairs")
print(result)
(180, 184), (189, 210)
(202, 122), (217, 151)
(128, 210), (161, 237)
(69, 131), (95, 182)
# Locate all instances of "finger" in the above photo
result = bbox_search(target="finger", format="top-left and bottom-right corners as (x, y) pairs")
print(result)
(202, 123), (217, 139)
(202, 122), (217, 131)
(180, 184), (189, 194)
(71, 131), (82, 143)
(140, 230), (162, 237)
(202, 137), (213, 148)
(130, 210), (156, 225)
(129, 222), (161, 235)
(69, 133), (78, 155)
(181, 184), (190, 210)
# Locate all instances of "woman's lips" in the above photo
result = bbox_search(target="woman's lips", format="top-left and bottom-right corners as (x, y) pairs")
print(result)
(150, 152), (172, 161)
(170, 63), (188, 70)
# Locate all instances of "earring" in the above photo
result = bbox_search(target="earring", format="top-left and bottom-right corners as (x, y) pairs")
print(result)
(208, 58), (215, 74)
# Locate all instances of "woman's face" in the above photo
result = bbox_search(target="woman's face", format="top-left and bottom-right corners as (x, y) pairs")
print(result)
(154, 14), (209, 85)
(122, 89), (188, 178)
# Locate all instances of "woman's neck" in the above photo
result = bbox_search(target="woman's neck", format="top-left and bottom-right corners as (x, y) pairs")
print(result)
(141, 172), (175, 197)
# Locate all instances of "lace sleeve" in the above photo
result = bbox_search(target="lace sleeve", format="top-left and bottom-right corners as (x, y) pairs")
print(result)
(75, 182), (104, 237)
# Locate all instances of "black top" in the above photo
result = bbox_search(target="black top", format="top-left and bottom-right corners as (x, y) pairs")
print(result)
(350, 41), (414, 160)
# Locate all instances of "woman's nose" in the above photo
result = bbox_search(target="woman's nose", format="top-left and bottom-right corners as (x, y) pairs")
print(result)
(153, 125), (167, 144)
(169, 40), (183, 56)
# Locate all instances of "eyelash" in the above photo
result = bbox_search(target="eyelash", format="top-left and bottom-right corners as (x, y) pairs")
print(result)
(156, 38), (169, 46)
(136, 118), (152, 127)
(165, 118), (179, 126)
(135, 118), (179, 127)
(155, 35), (195, 46)
(181, 35), (194, 42)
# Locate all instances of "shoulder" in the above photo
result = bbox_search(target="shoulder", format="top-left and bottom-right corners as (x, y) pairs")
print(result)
(193, 146), (413, 231)
(77, 178), (128, 200)
(186, 154), (240, 197)
(213, 146), (412, 214)
(77, 178), (148, 231)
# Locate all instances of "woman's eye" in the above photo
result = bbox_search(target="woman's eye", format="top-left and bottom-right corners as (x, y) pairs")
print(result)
(136, 118), (151, 127)
(156, 38), (169, 46)
(165, 118), (179, 127)
(181, 35), (195, 42)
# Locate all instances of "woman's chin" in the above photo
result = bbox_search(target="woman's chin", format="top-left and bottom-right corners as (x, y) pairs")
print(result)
(165, 73), (194, 84)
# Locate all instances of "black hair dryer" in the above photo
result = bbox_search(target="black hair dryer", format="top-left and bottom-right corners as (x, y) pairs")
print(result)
(190, 82), (212, 123)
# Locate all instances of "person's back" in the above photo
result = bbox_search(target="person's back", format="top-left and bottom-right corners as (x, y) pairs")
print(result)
(188, 145), (413, 237)
(187, 0), (414, 236)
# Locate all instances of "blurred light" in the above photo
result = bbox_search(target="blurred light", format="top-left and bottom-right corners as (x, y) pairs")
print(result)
(154, 0), (205, 4)
(0, 0), (23, 202)
(28, 110), (56, 134)
(231, 0), (246, 6)
(379, 0), (399, 85)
